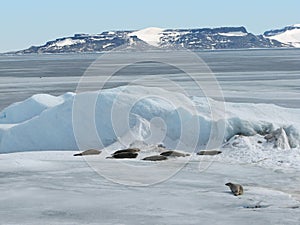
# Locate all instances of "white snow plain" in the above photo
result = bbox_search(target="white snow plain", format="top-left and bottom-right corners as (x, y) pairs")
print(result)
(0, 151), (300, 224)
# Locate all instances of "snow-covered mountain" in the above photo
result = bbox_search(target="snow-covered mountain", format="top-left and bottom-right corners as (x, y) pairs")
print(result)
(264, 24), (300, 47)
(12, 26), (291, 54)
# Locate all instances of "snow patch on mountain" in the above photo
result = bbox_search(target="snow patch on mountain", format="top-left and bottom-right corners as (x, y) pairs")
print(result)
(264, 24), (300, 47)
(129, 27), (164, 46)
(269, 30), (300, 47)
(50, 38), (86, 48)
(219, 31), (247, 37)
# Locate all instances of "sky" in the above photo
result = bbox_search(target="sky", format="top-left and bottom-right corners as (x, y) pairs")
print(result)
(0, 0), (299, 53)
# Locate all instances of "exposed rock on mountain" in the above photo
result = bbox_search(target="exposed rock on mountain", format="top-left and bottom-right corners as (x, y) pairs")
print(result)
(12, 26), (290, 54)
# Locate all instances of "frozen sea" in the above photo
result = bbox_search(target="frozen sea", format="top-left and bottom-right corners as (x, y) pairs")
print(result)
(0, 49), (300, 224)
(1, 48), (300, 110)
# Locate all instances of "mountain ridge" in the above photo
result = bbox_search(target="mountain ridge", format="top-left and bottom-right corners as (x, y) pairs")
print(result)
(8, 25), (299, 54)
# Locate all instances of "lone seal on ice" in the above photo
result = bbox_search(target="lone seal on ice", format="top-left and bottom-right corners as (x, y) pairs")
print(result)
(112, 148), (140, 155)
(73, 149), (101, 156)
(142, 155), (168, 161)
(160, 150), (190, 157)
(225, 182), (244, 196)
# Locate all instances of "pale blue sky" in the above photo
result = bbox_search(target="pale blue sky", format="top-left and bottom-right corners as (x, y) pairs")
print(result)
(1, 0), (299, 52)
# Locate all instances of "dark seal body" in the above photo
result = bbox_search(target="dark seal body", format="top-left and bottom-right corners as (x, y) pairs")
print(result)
(112, 152), (138, 159)
(160, 150), (189, 157)
(197, 150), (222, 156)
(225, 182), (243, 196)
(112, 148), (140, 155)
(142, 155), (168, 161)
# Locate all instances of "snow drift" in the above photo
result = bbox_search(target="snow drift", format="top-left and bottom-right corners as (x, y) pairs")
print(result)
(0, 86), (299, 154)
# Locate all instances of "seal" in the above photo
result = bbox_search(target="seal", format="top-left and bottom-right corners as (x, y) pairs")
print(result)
(160, 150), (189, 157)
(142, 155), (168, 161)
(73, 149), (101, 156)
(112, 148), (140, 155)
(157, 143), (166, 148)
(197, 150), (222, 156)
(111, 152), (138, 159)
(225, 182), (243, 196)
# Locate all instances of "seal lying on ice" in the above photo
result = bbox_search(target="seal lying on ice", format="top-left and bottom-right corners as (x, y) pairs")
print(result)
(108, 148), (140, 159)
(142, 155), (168, 161)
(111, 152), (138, 159)
(225, 182), (244, 196)
(73, 149), (101, 156)
(112, 148), (140, 155)
(160, 150), (190, 157)
(197, 150), (222, 156)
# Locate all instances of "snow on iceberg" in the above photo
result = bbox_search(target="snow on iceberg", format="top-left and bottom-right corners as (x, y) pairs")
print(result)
(0, 92), (74, 124)
(0, 86), (299, 153)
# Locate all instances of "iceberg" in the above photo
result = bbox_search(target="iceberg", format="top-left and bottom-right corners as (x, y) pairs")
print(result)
(0, 86), (299, 155)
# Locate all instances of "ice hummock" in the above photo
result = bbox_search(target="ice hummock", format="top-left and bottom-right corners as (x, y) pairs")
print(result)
(0, 86), (299, 168)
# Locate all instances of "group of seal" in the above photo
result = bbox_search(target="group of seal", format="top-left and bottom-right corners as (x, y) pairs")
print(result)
(74, 147), (221, 158)
(74, 148), (243, 196)
(108, 149), (190, 161)
(225, 182), (244, 196)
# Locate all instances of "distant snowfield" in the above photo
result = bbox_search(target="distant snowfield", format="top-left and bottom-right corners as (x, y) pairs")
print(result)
(0, 151), (300, 224)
